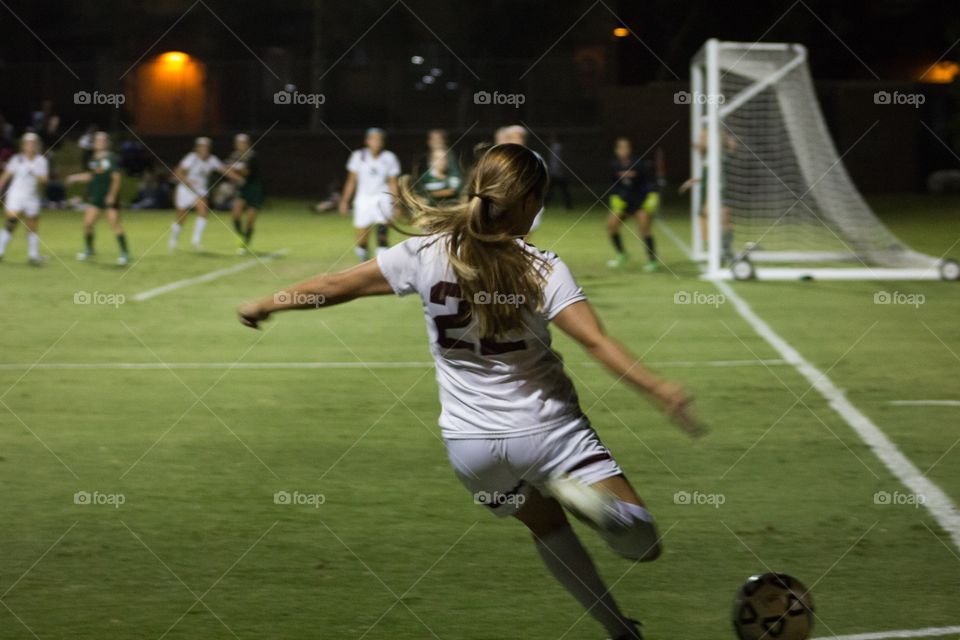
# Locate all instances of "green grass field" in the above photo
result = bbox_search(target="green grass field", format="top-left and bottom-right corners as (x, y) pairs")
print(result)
(1, 196), (959, 639)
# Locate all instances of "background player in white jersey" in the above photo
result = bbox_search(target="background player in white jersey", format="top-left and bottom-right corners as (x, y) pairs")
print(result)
(238, 144), (705, 640)
(0, 133), (48, 264)
(338, 128), (400, 260)
(170, 137), (242, 250)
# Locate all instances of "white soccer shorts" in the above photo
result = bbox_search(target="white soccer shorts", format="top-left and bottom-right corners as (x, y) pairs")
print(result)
(444, 417), (624, 518)
(174, 184), (206, 210)
(352, 194), (392, 228)
(4, 193), (41, 218)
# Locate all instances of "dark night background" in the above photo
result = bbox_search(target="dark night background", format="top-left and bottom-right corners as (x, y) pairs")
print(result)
(1, 0), (959, 195)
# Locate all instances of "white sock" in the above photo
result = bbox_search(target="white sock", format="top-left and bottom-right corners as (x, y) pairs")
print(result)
(375, 246), (388, 256)
(192, 217), (207, 245)
(354, 246), (368, 261)
(27, 232), (39, 259)
(534, 524), (637, 638)
(0, 228), (11, 255)
(170, 222), (182, 245)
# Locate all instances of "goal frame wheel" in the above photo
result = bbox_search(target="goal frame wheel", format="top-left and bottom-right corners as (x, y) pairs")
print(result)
(940, 259), (960, 281)
(731, 257), (755, 281)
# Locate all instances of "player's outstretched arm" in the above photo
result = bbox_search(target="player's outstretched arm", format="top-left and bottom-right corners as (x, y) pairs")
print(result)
(237, 259), (394, 329)
(553, 300), (708, 438)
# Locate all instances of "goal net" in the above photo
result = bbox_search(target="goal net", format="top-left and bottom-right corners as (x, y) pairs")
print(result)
(689, 40), (947, 280)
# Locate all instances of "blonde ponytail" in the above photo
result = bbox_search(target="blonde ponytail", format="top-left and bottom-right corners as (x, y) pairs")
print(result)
(396, 143), (550, 338)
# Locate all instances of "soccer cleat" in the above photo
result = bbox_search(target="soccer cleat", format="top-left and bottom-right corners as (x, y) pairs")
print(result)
(76, 251), (94, 261)
(191, 241), (202, 251)
(643, 261), (658, 273)
(607, 253), (628, 268)
(28, 255), (45, 266)
(116, 252), (130, 266)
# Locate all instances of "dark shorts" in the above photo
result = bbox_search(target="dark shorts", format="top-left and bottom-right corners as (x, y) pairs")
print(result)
(238, 182), (264, 209)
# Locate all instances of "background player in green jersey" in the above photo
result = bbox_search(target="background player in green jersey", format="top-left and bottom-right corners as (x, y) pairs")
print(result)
(418, 148), (461, 204)
(228, 133), (264, 254)
(65, 131), (130, 265)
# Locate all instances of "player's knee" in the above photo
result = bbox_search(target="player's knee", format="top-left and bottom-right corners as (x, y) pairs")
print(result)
(607, 518), (662, 562)
(600, 500), (662, 562)
(4, 217), (17, 232)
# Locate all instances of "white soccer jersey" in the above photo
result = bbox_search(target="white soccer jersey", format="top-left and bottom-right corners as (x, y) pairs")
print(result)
(377, 235), (588, 439)
(5, 154), (48, 199)
(178, 152), (223, 195)
(346, 149), (400, 199)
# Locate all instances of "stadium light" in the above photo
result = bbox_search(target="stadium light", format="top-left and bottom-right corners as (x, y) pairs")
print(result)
(159, 51), (190, 68)
(613, 27), (629, 37)
(920, 61), (959, 83)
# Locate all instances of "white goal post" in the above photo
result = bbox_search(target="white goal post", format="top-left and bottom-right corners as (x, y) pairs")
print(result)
(688, 39), (958, 281)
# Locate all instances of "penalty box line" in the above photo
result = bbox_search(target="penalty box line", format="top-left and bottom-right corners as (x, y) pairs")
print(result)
(132, 250), (289, 302)
(658, 220), (960, 553)
(0, 359), (789, 371)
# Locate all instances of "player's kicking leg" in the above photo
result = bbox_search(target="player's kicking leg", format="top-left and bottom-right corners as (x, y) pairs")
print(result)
(514, 488), (647, 640)
(233, 199), (258, 254)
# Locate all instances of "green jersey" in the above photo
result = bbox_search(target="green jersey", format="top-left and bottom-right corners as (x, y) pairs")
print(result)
(229, 149), (264, 207)
(420, 167), (461, 203)
(87, 152), (119, 208)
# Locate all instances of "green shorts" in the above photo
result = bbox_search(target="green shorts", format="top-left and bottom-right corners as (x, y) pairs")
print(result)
(238, 182), (264, 209)
(88, 194), (120, 210)
(610, 192), (660, 217)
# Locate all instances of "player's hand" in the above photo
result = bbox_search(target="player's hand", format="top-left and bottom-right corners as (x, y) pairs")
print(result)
(338, 200), (349, 215)
(654, 381), (708, 438)
(678, 178), (698, 194)
(237, 301), (270, 329)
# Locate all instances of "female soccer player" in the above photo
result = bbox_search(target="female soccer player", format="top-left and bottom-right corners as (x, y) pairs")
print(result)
(169, 137), (241, 250)
(338, 128), (401, 260)
(66, 131), (130, 265)
(227, 133), (264, 254)
(680, 128), (737, 263)
(607, 137), (660, 271)
(0, 133), (48, 264)
(238, 144), (704, 640)
(419, 148), (461, 204)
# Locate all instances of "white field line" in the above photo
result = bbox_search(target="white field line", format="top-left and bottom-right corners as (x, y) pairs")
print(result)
(812, 625), (960, 640)
(0, 358), (788, 372)
(132, 250), (289, 301)
(658, 220), (960, 552)
(889, 400), (960, 407)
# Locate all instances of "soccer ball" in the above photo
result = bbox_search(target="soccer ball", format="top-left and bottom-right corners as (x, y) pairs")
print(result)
(732, 573), (814, 640)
